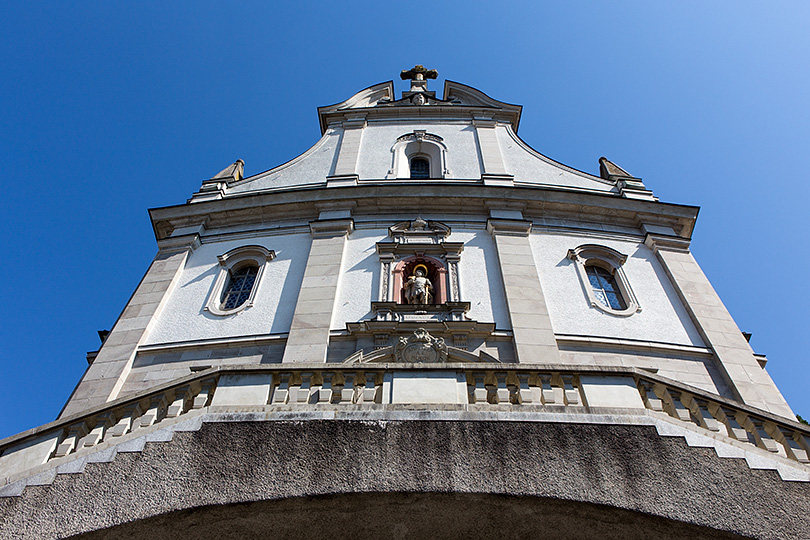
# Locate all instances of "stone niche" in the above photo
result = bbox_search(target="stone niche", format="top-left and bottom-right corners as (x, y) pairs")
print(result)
(341, 218), (501, 360)
(376, 218), (463, 306)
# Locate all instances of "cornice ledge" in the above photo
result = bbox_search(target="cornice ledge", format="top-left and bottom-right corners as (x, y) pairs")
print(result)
(644, 232), (691, 253)
(309, 218), (354, 238)
(156, 234), (201, 253)
(486, 218), (532, 237)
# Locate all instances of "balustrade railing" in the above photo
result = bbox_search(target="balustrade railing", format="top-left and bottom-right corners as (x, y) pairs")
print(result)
(1, 365), (808, 473)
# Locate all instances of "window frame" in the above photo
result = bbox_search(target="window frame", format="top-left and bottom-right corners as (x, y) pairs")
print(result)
(567, 244), (640, 317)
(204, 245), (275, 316)
(409, 155), (431, 179)
(386, 131), (448, 179)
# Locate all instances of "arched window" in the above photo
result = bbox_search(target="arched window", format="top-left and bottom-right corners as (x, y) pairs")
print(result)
(221, 265), (259, 310)
(386, 131), (448, 179)
(568, 244), (640, 316)
(205, 245), (275, 316)
(410, 157), (430, 179)
(585, 265), (627, 310)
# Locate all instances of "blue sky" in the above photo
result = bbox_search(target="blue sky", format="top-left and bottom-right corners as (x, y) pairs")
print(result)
(1, 2), (809, 438)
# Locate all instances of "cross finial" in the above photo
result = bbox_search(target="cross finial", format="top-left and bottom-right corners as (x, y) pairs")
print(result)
(400, 64), (438, 92)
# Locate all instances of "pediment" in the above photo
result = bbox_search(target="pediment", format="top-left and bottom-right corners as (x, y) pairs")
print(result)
(443, 80), (523, 130)
(317, 79), (523, 134)
(389, 218), (451, 244)
(317, 81), (395, 133)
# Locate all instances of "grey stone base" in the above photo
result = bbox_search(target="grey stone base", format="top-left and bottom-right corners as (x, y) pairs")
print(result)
(0, 419), (808, 539)
(72, 492), (752, 540)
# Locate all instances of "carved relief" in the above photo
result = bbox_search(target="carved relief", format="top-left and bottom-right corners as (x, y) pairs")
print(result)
(396, 131), (444, 144)
(380, 260), (391, 301)
(448, 260), (461, 302)
(394, 328), (448, 363)
(389, 218), (450, 244)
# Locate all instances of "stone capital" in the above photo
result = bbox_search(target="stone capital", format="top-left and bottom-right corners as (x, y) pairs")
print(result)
(487, 218), (532, 237)
(309, 218), (354, 239)
(644, 233), (691, 254)
(157, 234), (201, 254)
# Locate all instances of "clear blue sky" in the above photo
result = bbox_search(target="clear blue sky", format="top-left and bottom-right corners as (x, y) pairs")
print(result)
(1, 2), (808, 439)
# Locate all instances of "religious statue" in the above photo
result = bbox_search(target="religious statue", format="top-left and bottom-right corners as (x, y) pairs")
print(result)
(403, 265), (433, 305)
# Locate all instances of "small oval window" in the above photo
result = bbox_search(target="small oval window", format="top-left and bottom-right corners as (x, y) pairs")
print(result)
(221, 265), (259, 310)
(410, 157), (430, 179)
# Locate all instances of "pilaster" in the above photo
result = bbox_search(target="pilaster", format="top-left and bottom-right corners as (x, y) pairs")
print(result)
(282, 218), (354, 363)
(474, 118), (513, 186)
(60, 235), (198, 418)
(645, 233), (794, 418)
(327, 116), (366, 186)
(487, 217), (560, 364)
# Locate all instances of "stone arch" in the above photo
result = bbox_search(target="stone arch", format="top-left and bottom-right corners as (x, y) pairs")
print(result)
(71, 493), (756, 540)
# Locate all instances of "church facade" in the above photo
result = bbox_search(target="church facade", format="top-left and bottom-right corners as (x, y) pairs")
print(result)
(1, 67), (808, 539)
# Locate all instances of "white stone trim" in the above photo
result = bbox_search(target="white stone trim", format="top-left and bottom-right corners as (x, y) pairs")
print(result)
(204, 245), (275, 316)
(568, 244), (641, 317)
(386, 131), (448, 179)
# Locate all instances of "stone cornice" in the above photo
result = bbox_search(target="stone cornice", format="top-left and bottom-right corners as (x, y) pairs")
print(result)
(309, 218), (354, 238)
(644, 233), (692, 253)
(486, 218), (532, 237)
(149, 185), (699, 242)
(156, 233), (201, 253)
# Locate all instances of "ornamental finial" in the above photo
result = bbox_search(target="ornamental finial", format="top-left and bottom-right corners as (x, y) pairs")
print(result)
(400, 65), (438, 93)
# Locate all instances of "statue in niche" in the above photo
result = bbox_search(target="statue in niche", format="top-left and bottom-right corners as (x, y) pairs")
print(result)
(403, 264), (433, 305)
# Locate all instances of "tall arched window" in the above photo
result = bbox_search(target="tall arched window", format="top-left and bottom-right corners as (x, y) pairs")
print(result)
(585, 265), (627, 310)
(221, 265), (259, 310)
(205, 245), (275, 316)
(410, 157), (430, 179)
(568, 244), (640, 316)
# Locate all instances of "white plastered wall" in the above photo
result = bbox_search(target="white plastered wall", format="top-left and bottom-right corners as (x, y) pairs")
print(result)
(227, 130), (340, 193)
(331, 228), (383, 328)
(530, 232), (704, 347)
(331, 226), (509, 331)
(144, 233), (311, 345)
(355, 122), (482, 180)
(496, 126), (616, 192)
(450, 229), (509, 327)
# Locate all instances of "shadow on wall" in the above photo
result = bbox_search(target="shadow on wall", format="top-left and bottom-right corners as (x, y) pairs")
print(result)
(70, 492), (754, 540)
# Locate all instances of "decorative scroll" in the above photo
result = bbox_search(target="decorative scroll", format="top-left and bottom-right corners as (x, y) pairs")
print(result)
(449, 261), (460, 302)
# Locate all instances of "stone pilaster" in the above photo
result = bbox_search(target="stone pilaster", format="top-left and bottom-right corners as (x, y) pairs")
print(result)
(487, 218), (560, 364)
(474, 118), (513, 186)
(60, 235), (198, 418)
(327, 116), (365, 186)
(645, 233), (794, 418)
(282, 218), (354, 363)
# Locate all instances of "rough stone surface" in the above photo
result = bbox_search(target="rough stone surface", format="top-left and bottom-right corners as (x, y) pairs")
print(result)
(71, 493), (752, 540)
(1, 420), (808, 539)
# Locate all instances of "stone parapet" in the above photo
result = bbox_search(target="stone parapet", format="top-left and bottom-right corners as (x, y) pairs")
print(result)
(3, 363), (808, 497)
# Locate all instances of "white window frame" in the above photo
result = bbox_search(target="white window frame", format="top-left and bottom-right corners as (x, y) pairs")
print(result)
(567, 244), (640, 317)
(386, 130), (449, 179)
(205, 245), (275, 316)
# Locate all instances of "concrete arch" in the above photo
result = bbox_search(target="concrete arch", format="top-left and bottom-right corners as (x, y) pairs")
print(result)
(2, 418), (808, 539)
(72, 492), (753, 540)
